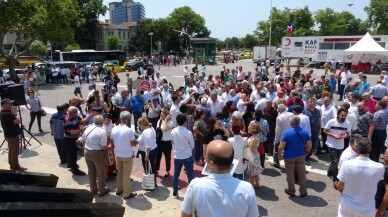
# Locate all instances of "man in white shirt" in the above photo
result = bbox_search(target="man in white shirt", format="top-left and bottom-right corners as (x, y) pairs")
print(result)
(72, 72), (82, 98)
(111, 87), (121, 106)
(161, 84), (172, 109)
(87, 84), (95, 100)
(181, 140), (259, 217)
(338, 134), (362, 170)
(324, 108), (351, 182)
(236, 93), (250, 113)
(320, 97), (337, 153)
(292, 105), (311, 136)
(170, 95), (182, 127)
(339, 69), (352, 101)
(336, 138), (384, 217)
(171, 114), (195, 198)
(77, 115), (109, 197)
(110, 111), (137, 199)
(255, 92), (268, 112)
(221, 84), (232, 102)
(207, 91), (225, 117)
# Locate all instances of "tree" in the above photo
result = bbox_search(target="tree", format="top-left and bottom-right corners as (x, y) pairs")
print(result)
(29, 40), (47, 56)
(224, 37), (240, 50)
(288, 6), (315, 36)
(240, 34), (259, 49)
(364, 0), (388, 34)
(128, 18), (154, 54)
(216, 40), (226, 51)
(106, 35), (119, 50)
(64, 43), (81, 51)
(315, 9), (368, 36)
(0, 0), (81, 78)
(72, 0), (108, 49)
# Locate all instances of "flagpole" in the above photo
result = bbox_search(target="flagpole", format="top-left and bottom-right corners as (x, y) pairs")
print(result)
(269, 0), (272, 46)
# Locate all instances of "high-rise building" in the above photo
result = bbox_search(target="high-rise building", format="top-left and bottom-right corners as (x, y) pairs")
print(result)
(109, 0), (145, 25)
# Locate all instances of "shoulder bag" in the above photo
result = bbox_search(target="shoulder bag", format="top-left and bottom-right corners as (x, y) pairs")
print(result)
(243, 137), (254, 163)
(142, 161), (155, 191)
(293, 128), (308, 154)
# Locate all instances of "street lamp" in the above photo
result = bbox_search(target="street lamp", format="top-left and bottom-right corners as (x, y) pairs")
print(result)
(269, 0), (273, 46)
(149, 32), (154, 57)
(348, 3), (354, 15)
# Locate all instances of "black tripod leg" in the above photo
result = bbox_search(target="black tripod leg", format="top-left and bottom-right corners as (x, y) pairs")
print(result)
(23, 128), (42, 146)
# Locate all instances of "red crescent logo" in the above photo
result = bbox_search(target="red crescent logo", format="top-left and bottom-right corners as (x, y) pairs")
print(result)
(285, 38), (291, 46)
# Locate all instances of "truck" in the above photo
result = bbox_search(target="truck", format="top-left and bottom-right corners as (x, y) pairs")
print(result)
(281, 35), (388, 67)
(253, 46), (277, 63)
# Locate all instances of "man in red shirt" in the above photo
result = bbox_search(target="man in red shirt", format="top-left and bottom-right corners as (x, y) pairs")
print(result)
(306, 69), (313, 81)
(362, 93), (377, 114)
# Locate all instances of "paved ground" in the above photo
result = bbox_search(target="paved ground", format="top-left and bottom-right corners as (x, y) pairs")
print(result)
(0, 59), (383, 216)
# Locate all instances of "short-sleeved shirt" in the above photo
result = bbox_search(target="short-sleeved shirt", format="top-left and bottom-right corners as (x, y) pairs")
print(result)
(338, 157), (384, 215)
(374, 108), (388, 130)
(137, 128), (157, 151)
(50, 111), (67, 139)
(111, 124), (136, 158)
(0, 110), (20, 138)
(131, 95), (144, 113)
(63, 115), (82, 139)
(354, 110), (375, 137)
(303, 107), (321, 133)
(182, 174), (259, 217)
(324, 119), (351, 150)
(26, 96), (40, 112)
(281, 126), (311, 159)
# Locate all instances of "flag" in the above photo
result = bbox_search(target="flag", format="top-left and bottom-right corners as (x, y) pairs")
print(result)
(287, 23), (295, 34)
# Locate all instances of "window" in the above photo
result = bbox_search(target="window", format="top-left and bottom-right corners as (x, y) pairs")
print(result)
(377, 42), (386, 48)
(319, 43), (334, 50)
(294, 42), (303, 47)
(334, 42), (350, 50)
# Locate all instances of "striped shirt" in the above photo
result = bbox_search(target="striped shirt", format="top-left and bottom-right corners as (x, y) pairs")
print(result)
(371, 84), (388, 99)
(374, 108), (388, 130)
(249, 119), (269, 142)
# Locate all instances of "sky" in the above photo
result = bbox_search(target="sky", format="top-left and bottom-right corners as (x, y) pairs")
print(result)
(101, 0), (370, 40)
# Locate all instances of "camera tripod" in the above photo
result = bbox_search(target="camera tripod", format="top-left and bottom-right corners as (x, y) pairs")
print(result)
(0, 106), (42, 154)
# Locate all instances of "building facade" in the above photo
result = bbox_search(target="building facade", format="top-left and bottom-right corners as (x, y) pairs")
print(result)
(95, 20), (135, 51)
(109, 0), (145, 25)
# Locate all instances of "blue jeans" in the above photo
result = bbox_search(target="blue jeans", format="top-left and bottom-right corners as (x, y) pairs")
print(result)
(173, 156), (194, 194)
(133, 111), (143, 132)
(305, 132), (320, 162)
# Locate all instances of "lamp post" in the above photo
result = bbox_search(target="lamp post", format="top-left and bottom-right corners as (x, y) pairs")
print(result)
(269, 0), (273, 46)
(149, 32), (153, 57)
(348, 3), (354, 15)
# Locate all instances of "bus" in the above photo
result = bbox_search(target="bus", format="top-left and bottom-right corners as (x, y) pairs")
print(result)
(281, 35), (388, 66)
(51, 50), (126, 65)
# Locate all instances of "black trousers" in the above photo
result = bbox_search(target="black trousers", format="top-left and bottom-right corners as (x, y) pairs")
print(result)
(370, 129), (387, 162)
(156, 140), (172, 172)
(148, 116), (159, 129)
(61, 74), (68, 84)
(328, 147), (342, 181)
(45, 74), (51, 83)
(54, 138), (68, 164)
(64, 138), (79, 172)
(28, 111), (42, 131)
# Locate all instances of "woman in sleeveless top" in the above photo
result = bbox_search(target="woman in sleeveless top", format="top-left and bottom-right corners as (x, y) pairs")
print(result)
(247, 122), (263, 188)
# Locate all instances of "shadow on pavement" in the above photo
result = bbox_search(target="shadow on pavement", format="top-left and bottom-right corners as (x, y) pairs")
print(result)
(262, 168), (282, 177)
(144, 185), (170, 201)
(256, 186), (279, 201)
(307, 179), (327, 193)
(125, 193), (152, 210)
(19, 148), (39, 158)
(258, 205), (268, 216)
(290, 195), (328, 207)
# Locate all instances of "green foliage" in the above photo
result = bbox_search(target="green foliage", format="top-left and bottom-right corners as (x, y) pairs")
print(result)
(365, 0), (388, 34)
(64, 43), (81, 51)
(224, 37), (240, 50)
(29, 40), (47, 56)
(72, 0), (108, 49)
(106, 35), (119, 50)
(128, 6), (210, 55)
(240, 34), (259, 49)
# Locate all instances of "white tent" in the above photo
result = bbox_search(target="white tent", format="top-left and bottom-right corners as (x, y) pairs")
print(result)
(344, 32), (388, 56)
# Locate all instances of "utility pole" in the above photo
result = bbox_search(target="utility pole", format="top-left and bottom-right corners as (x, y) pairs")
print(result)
(269, 0), (273, 46)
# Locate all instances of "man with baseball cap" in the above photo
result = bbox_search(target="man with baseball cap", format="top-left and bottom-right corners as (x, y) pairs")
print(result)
(0, 98), (27, 171)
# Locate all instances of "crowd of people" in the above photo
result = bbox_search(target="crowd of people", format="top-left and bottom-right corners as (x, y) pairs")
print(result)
(3, 58), (388, 216)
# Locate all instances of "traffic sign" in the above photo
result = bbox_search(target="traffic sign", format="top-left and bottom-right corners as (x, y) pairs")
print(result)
(140, 80), (151, 91)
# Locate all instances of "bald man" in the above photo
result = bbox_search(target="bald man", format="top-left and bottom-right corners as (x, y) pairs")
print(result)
(181, 140), (259, 217)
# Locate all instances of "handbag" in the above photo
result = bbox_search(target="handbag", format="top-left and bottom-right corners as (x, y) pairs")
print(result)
(40, 110), (47, 117)
(243, 137), (254, 163)
(142, 161), (155, 191)
(258, 143), (265, 155)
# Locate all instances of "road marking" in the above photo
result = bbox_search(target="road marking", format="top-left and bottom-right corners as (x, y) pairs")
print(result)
(172, 76), (184, 78)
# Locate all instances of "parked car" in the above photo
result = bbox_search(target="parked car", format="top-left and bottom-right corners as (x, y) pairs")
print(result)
(125, 61), (144, 71)
(103, 62), (125, 73)
(3, 68), (26, 82)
